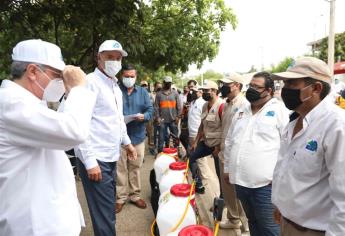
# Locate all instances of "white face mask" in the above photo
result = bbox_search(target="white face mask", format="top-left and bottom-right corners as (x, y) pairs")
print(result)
(36, 69), (65, 102)
(122, 77), (136, 88)
(104, 60), (122, 78)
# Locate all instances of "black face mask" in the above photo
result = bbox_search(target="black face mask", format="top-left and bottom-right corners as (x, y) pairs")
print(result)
(163, 83), (171, 90)
(202, 93), (212, 101)
(220, 86), (231, 98)
(156, 87), (162, 92)
(281, 86), (312, 110)
(187, 91), (198, 103)
(245, 87), (266, 103)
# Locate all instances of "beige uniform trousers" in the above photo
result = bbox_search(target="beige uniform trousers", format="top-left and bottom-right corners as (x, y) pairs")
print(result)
(218, 152), (247, 224)
(116, 142), (145, 204)
(146, 120), (154, 146)
(281, 218), (325, 236)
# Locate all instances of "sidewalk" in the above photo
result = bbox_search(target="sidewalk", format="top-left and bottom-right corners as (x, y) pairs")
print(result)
(194, 156), (250, 236)
(77, 147), (249, 235)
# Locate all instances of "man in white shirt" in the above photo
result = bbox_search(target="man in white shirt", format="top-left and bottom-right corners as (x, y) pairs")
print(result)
(188, 87), (205, 139)
(224, 72), (289, 236)
(75, 40), (137, 236)
(187, 87), (213, 180)
(272, 57), (345, 236)
(0, 39), (96, 236)
(218, 74), (249, 231)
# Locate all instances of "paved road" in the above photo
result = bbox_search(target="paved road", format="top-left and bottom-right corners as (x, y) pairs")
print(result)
(78, 151), (155, 236)
(77, 147), (249, 236)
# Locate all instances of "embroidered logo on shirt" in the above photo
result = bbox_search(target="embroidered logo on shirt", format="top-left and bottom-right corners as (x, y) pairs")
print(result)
(238, 112), (244, 119)
(265, 111), (275, 117)
(305, 140), (318, 152)
(233, 107), (239, 113)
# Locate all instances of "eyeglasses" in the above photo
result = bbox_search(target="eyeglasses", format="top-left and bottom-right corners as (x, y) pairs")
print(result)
(37, 65), (62, 80)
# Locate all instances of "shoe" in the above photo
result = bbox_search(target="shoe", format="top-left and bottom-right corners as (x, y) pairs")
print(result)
(130, 199), (147, 209)
(195, 185), (205, 194)
(219, 219), (241, 229)
(116, 202), (125, 214)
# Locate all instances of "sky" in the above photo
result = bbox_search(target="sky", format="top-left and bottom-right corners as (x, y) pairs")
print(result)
(186, 0), (345, 77)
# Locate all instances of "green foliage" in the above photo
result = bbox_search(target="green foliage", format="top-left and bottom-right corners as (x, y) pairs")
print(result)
(193, 69), (223, 85)
(0, 0), (237, 81)
(317, 32), (345, 62)
(270, 57), (294, 73)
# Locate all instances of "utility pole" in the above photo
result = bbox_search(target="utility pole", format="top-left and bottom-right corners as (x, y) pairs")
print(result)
(327, 0), (336, 77)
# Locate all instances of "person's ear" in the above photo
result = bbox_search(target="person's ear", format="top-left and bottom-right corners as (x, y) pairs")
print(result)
(268, 87), (274, 96)
(312, 82), (323, 95)
(26, 64), (39, 82)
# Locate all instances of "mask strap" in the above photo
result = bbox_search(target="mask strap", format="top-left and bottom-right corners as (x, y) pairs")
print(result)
(34, 66), (52, 92)
(301, 84), (313, 102)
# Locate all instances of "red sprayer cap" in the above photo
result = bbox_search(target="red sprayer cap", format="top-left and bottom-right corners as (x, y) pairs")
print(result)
(170, 184), (194, 197)
(163, 147), (177, 154)
(169, 162), (187, 170)
(178, 225), (214, 236)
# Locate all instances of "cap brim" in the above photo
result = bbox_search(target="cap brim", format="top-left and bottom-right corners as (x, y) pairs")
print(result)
(48, 61), (65, 71)
(99, 49), (128, 57)
(272, 71), (307, 80)
(219, 78), (233, 83)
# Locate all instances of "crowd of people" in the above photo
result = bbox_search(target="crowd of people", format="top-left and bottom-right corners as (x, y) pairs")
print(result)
(1, 38), (345, 236)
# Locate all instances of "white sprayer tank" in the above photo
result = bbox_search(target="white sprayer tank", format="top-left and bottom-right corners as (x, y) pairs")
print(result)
(156, 184), (196, 236)
(154, 148), (177, 183)
(159, 162), (187, 194)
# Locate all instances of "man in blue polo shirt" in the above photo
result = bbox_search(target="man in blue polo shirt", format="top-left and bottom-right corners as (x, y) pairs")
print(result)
(116, 64), (153, 213)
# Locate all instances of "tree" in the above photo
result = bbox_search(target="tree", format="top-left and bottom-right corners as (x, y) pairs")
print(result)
(0, 0), (237, 80)
(193, 69), (223, 85)
(317, 32), (345, 63)
(270, 57), (294, 73)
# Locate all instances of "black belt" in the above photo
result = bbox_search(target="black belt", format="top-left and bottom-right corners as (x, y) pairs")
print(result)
(283, 217), (325, 234)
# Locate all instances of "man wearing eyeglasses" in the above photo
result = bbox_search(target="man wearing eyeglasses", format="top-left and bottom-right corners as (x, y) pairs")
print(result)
(0, 39), (96, 236)
(224, 72), (289, 236)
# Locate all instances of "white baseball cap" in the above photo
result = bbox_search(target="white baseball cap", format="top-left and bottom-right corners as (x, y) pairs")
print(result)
(220, 72), (245, 84)
(200, 80), (219, 90)
(98, 40), (128, 57)
(12, 39), (65, 71)
(163, 76), (173, 83)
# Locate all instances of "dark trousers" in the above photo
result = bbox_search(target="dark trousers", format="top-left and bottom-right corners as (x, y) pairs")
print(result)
(189, 141), (214, 187)
(78, 159), (117, 236)
(158, 122), (178, 152)
(153, 123), (159, 148)
(235, 184), (280, 236)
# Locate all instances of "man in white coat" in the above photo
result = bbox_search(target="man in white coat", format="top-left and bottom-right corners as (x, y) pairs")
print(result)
(0, 39), (96, 236)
